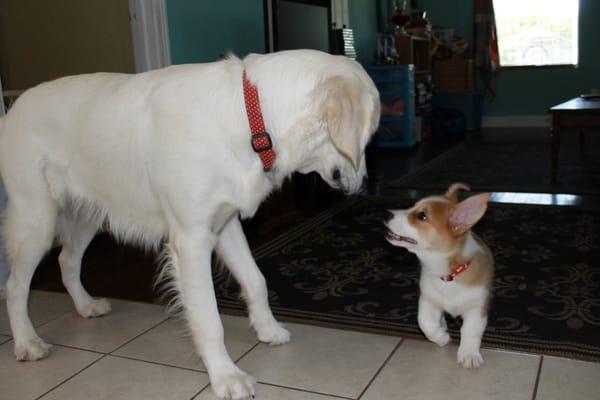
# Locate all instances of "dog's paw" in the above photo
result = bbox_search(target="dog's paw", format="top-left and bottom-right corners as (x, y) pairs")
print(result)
(14, 337), (52, 361)
(78, 298), (111, 318)
(457, 347), (484, 368)
(256, 322), (291, 346)
(430, 331), (451, 347)
(211, 368), (256, 399)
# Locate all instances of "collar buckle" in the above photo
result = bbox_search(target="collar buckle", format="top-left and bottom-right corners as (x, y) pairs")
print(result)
(251, 132), (273, 153)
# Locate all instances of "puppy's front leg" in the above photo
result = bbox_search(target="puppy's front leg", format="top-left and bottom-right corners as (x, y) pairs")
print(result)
(457, 309), (487, 368)
(418, 296), (450, 346)
(172, 231), (255, 399)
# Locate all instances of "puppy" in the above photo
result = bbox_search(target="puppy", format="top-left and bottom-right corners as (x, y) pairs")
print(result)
(386, 183), (493, 368)
(0, 49), (380, 399)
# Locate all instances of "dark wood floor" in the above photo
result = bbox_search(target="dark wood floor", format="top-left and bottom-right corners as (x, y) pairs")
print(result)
(30, 128), (600, 303)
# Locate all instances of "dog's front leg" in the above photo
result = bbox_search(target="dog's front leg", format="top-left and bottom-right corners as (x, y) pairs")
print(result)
(217, 217), (291, 345)
(417, 296), (450, 347)
(457, 309), (487, 368)
(172, 231), (256, 399)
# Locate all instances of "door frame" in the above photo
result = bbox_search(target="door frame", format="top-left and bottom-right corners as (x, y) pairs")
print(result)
(0, 76), (5, 116)
(128, 0), (171, 72)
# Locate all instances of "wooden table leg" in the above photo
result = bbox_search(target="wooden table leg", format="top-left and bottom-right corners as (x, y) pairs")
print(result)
(551, 114), (560, 183)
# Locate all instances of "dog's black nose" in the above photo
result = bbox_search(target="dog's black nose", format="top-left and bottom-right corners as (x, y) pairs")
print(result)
(360, 176), (368, 192)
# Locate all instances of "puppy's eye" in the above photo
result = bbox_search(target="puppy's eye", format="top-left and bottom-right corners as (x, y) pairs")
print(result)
(332, 169), (341, 181)
(416, 211), (427, 222)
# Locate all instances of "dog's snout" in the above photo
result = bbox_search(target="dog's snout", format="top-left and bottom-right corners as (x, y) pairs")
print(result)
(360, 175), (368, 191)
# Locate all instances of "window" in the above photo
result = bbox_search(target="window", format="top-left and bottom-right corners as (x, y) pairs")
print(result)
(494, 0), (579, 67)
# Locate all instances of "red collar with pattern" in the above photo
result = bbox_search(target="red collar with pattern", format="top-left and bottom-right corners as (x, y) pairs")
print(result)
(242, 70), (276, 172)
(441, 260), (471, 282)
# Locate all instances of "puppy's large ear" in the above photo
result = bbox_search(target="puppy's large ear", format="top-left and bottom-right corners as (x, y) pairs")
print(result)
(448, 193), (489, 235)
(445, 182), (470, 204)
(322, 76), (366, 169)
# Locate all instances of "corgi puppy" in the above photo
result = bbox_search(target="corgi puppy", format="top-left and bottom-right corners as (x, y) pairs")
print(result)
(385, 183), (493, 368)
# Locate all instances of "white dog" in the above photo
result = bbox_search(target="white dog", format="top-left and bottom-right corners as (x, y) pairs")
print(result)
(0, 49), (380, 399)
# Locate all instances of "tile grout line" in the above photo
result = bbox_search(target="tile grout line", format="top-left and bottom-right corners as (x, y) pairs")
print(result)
(33, 316), (182, 400)
(189, 341), (262, 400)
(192, 339), (359, 400)
(234, 340), (261, 363)
(531, 355), (544, 400)
(34, 353), (108, 400)
(108, 314), (170, 355)
(29, 313), (170, 357)
(110, 353), (208, 373)
(357, 338), (405, 400)
(32, 308), (76, 330)
(258, 381), (355, 399)
(189, 381), (212, 400)
(43, 342), (105, 355)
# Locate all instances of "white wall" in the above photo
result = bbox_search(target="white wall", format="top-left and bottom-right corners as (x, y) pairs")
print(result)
(0, 76), (5, 116)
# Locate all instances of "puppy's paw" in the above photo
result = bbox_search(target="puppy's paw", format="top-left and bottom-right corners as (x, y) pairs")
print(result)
(211, 368), (256, 399)
(457, 347), (484, 368)
(256, 321), (291, 346)
(14, 337), (52, 361)
(78, 298), (111, 318)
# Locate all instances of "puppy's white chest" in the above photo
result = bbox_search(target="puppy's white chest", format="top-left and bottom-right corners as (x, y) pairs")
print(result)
(420, 276), (485, 317)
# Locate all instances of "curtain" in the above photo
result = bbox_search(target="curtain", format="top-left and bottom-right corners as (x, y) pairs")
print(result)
(474, 0), (500, 101)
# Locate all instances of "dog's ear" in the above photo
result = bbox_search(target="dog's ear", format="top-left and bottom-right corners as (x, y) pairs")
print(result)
(322, 76), (366, 169)
(448, 193), (489, 235)
(445, 182), (470, 204)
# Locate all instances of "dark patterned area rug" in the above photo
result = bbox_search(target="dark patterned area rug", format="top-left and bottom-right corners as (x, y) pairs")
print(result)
(386, 141), (600, 195)
(215, 197), (600, 361)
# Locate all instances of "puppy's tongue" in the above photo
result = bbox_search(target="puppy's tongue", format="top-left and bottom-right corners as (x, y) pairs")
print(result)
(386, 231), (418, 244)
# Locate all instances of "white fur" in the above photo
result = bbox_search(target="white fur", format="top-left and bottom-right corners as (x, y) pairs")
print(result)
(416, 235), (488, 368)
(387, 197), (490, 369)
(0, 50), (379, 399)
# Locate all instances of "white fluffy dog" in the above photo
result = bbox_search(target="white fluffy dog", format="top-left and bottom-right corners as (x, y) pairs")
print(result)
(0, 49), (380, 399)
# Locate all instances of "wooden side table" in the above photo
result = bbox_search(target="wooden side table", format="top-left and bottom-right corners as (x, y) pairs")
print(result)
(549, 97), (600, 183)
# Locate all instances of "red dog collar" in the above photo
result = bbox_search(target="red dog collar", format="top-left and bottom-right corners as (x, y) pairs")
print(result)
(242, 71), (276, 171)
(441, 261), (471, 282)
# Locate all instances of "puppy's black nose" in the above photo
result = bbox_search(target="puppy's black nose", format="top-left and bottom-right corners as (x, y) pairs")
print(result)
(384, 210), (394, 223)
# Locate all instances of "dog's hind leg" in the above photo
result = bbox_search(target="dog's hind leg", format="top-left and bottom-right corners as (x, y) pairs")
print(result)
(56, 207), (110, 318)
(3, 197), (57, 361)
(216, 217), (290, 345)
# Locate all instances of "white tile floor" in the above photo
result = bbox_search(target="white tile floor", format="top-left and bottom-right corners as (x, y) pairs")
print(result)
(1, 290), (598, 400)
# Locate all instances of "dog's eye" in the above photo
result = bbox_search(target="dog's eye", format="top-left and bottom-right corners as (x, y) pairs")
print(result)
(332, 169), (341, 181)
(416, 211), (427, 222)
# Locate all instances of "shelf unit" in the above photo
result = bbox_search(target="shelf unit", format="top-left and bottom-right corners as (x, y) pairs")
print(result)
(394, 35), (433, 139)
(366, 64), (417, 148)
(395, 36), (431, 74)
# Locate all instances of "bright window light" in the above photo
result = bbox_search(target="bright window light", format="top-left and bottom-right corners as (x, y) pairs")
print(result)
(493, 0), (579, 67)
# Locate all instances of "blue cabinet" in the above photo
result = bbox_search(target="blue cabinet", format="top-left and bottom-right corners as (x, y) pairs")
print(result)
(366, 64), (416, 148)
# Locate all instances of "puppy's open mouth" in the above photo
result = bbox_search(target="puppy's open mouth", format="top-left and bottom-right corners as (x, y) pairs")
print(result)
(386, 231), (418, 245)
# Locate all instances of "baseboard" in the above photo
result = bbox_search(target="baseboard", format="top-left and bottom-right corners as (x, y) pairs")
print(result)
(482, 115), (551, 128)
